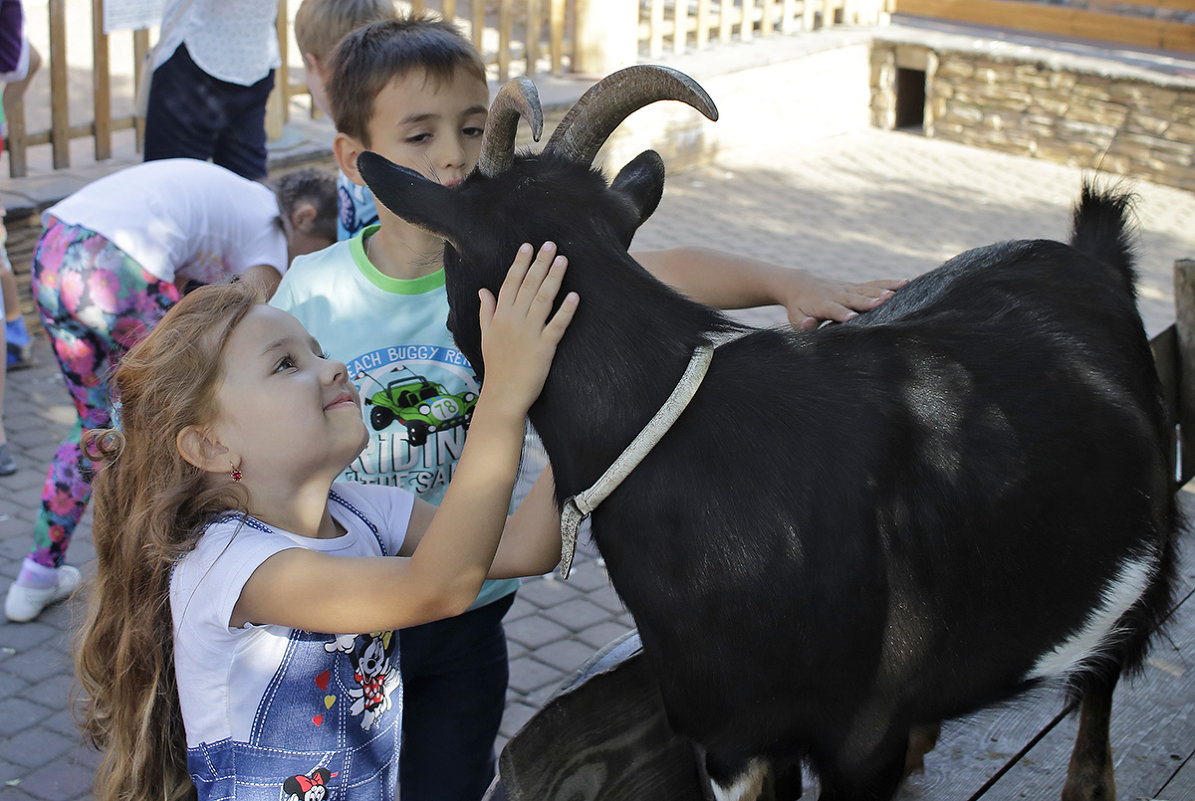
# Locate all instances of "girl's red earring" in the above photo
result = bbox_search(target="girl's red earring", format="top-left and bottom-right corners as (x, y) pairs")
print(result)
(231, 463), (242, 482)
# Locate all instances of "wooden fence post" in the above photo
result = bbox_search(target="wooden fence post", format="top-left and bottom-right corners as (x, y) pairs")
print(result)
(265, 0), (287, 141)
(48, 0), (69, 169)
(1174, 258), (1195, 480)
(92, 0), (112, 162)
(573, 0), (638, 75)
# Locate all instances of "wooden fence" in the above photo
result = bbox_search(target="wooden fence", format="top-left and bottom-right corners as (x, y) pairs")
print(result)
(639, 0), (891, 57)
(5, 0), (884, 179)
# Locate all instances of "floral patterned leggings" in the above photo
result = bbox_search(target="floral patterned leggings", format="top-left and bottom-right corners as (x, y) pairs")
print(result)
(27, 218), (180, 569)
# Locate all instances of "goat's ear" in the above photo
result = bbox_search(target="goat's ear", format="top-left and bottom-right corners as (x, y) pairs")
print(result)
(611, 150), (666, 228)
(357, 151), (464, 248)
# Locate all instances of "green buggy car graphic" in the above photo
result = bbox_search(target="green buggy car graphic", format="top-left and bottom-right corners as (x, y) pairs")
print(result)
(358, 370), (477, 447)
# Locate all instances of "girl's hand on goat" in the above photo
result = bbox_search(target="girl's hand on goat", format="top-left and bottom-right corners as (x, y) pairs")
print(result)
(478, 241), (579, 415)
(780, 273), (908, 330)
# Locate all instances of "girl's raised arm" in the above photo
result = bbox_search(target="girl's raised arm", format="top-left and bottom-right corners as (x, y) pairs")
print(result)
(232, 243), (577, 634)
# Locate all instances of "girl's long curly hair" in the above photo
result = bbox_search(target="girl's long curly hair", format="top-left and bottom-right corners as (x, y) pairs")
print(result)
(73, 283), (260, 801)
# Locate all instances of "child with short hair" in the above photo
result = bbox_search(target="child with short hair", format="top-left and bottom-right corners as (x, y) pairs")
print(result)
(294, 0), (397, 239)
(74, 244), (577, 801)
(276, 14), (906, 801)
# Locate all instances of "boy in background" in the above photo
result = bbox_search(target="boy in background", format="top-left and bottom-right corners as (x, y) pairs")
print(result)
(276, 13), (904, 801)
(294, 0), (395, 240)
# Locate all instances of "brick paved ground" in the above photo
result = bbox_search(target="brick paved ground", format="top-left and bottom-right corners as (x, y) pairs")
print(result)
(3, 75), (1195, 801)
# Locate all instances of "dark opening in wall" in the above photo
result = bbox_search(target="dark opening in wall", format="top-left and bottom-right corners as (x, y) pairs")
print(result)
(895, 67), (926, 131)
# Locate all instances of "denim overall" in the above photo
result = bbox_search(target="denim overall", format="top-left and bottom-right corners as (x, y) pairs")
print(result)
(187, 495), (403, 801)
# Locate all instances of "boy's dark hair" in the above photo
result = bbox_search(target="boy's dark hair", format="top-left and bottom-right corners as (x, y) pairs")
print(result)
(274, 168), (338, 243)
(328, 13), (488, 146)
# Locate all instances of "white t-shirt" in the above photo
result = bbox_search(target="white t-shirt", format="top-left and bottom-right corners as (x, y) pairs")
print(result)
(170, 483), (414, 750)
(153, 0), (281, 86)
(44, 159), (287, 286)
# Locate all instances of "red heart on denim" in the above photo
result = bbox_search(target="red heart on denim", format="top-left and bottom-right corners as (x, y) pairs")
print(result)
(315, 670), (330, 691)
(313, 714), (324, 726)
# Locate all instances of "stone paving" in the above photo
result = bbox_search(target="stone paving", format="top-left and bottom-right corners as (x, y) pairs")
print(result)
(4, 49), (1195, 801)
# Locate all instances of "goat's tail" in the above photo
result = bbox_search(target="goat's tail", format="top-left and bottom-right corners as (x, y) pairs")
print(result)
(1070, 180), (1139, 297)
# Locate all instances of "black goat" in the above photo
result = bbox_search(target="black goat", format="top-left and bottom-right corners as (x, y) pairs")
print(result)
(359, 66), (1180, 801)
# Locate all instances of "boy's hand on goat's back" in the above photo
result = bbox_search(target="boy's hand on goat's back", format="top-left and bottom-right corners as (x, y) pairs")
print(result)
(478, 241), (579, 413)
(783, 273), (908, 329)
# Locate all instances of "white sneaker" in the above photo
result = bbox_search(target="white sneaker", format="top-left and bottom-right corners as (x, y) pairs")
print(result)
(4, 565), (82, 622)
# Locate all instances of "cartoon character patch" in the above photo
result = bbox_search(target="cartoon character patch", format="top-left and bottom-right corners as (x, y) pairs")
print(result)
(317, 631), (399, 731)
(348, 631), (400, 730)
(282, 767), (335, 801)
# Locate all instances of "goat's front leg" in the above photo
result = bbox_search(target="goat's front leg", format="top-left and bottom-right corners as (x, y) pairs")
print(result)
(1061, 670), (1119, 801)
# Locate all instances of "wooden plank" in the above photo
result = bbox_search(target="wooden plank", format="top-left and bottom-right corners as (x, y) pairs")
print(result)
(781, 0), (798, 31)
(696, 0), (711, 48)
(896, 0), (1077, 31)
(48, 0), (69, 169)
(472, 0), (486, 56)
(894, 0), (1195, 54)
(760, 0), (775, 35)
(133, 27), (149, 151)
(1071, 10), (1177, 50)
(804, 0), (818, 31)
(721, 0), (735, 42)
(265, 0), (287, 140)
(526, 0), (540, 76)
(549, 0), (565, 73)
(443, 0), (457, 20)
(1162, 19), (1195, 52)
(498, 0), (512, 83)
(23, 118), (135, 148)
(1158, 751), (1195, 798)
(742, 0), (755, 40)
(1111, 0), (1195, 9)
(1176, 260), (1195, 484)
(649, 0), (665, 58)
(91, 0), (111, 162)
(674, 0), (688, 54)
(1149, 325), (1183, 487)
(5, 0), (33, 176)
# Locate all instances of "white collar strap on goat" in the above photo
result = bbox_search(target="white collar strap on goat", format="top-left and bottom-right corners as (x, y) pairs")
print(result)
(559, 345), (714, 579)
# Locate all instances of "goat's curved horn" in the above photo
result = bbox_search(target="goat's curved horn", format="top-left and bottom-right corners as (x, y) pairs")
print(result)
(478, 77), (544, 177)
(544, 65), (718, 167)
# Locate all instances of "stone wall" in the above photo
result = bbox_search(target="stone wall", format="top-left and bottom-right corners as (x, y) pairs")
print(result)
(870, 39), (1195, 192)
